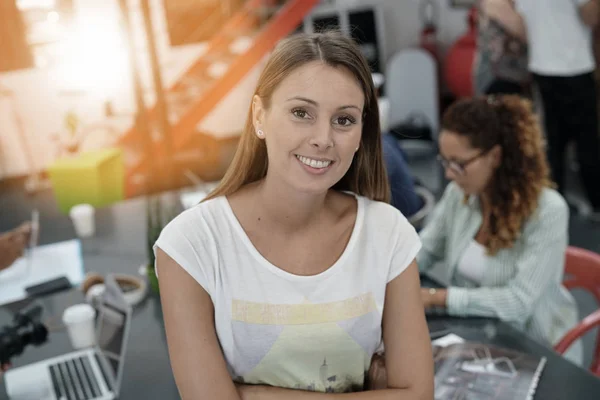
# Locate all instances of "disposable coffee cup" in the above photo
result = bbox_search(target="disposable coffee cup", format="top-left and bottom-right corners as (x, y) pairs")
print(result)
(62, 303), (96, 349)
(69, 204), (95, 238)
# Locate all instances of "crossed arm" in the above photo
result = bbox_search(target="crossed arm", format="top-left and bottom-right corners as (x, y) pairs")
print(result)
(482, 0), (599, 39)
(480, 0), (527, 41)
(157, 249), (433, 400)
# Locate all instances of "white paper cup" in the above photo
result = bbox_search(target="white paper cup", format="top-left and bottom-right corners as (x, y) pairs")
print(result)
(69, 204), (95, 238)
(62, 303), (96, 349)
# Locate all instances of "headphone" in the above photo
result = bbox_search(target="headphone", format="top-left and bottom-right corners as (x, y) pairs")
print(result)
(81, 273), (147, 307)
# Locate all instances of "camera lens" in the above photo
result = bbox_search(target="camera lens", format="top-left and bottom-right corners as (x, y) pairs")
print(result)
(0, 305), (48, 365)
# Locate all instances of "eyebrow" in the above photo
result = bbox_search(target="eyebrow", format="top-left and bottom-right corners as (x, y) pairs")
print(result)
(285, 96), (362, 112)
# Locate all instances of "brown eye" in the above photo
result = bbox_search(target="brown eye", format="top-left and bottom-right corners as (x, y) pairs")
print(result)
(292, 108), (308, 119)
(334, 115), (356, 127)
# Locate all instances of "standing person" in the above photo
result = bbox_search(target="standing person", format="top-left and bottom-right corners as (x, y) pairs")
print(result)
(474, 0), (529, 96)
(154, 32), (434, 399)
(419, 95), (582, 365)
(511, 0), (600, 220)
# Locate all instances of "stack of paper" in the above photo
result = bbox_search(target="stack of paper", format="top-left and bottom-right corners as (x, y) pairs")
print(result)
(0, 239), (84, 306)
(432, 333), (465, 347)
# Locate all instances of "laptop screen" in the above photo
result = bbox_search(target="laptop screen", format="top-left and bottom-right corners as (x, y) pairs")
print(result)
(96, 301), (128, 378)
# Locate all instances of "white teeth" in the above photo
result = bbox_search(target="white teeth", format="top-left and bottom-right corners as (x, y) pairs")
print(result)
(296, 155), (332, 169)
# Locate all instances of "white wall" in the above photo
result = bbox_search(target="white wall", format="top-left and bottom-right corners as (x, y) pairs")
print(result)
(332, 0), (470, 61)
(0, 0), (469, 179)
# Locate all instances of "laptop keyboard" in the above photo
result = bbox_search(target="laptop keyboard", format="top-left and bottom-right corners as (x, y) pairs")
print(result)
(49, 356), (102, 400)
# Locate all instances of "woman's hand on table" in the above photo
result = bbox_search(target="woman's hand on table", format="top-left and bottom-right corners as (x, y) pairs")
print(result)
(421, 288), (447, 309)
(0, 222), (32, 271)
(233, 352), (392, 397)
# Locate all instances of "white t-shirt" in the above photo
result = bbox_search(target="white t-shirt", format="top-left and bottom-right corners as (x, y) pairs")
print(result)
(456, 240), (488, 286)
(516, 0), (595, 75)
(154, 194), (421, 393)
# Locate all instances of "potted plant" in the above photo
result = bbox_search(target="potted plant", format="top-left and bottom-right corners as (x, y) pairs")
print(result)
(145, 195), (177, 294)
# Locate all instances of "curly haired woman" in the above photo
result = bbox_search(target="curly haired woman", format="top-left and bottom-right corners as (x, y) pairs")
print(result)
(419, 95), (582, 364)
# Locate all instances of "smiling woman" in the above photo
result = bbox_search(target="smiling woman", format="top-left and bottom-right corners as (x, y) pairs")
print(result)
(206, 32), (388, 203)
(154, 32), (434, 400)
(249, 61), (366, 192)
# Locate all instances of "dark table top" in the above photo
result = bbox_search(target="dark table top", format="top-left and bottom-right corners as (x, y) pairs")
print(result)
(427, 315), (600, 399)
(0, 192), (182, 400)
(421, 274), (600, 399)
(1, 192), (599, 399)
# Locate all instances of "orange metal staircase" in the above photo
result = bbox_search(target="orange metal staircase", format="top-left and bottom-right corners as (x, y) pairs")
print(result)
(121, 0), (319, 196)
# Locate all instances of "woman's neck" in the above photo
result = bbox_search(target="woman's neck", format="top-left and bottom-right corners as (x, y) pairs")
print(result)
(474, 192), (492, 244)
(254, 178), (329, 233)
(479, 191), (493, 221)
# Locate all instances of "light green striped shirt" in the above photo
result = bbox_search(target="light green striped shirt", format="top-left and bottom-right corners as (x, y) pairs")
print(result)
(418, 182), (581, 362)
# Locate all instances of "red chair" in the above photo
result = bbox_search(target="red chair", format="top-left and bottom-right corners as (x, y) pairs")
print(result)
(554, 246), (600, 376)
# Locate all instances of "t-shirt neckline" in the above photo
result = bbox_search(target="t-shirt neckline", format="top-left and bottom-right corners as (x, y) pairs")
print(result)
(219, 193), (364, 282)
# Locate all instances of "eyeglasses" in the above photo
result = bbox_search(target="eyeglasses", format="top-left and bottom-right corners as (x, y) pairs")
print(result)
(437, 150), (490, 176)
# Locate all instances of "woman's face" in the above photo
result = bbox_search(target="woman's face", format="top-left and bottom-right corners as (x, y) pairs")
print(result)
(252, 61), (364, 195)
(438, 130), (501, 196)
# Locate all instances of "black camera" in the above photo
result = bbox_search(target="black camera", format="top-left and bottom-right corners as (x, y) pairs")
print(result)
(0, 304), (48, 365)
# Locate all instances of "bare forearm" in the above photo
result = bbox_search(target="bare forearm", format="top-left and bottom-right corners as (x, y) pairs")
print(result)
(491, 10), (526, 41)
(239, 385), (424, 400)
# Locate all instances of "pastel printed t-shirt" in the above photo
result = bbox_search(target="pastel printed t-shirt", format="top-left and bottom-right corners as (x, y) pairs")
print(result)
(154, 194), (421, 393)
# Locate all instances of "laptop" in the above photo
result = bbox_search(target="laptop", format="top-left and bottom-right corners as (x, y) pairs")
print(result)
(4, 275), (132, 400)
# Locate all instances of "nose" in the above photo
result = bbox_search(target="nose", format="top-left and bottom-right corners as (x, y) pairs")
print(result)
(308, 123), (334, 150)
(444, 165), (457, 181)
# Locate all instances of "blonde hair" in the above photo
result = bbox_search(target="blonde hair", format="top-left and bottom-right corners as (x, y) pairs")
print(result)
(205, 32), (390, 203)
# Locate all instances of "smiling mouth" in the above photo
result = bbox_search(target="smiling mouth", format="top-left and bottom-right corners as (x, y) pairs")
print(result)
(295, 155), (333, 169)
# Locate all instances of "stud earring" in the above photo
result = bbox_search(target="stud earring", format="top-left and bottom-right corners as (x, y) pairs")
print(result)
(257, 129), (264, 138)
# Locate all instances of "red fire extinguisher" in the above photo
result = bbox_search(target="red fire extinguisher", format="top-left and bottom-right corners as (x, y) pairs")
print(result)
(444, 7), (478, 98)
(420, 0), (439, 62)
